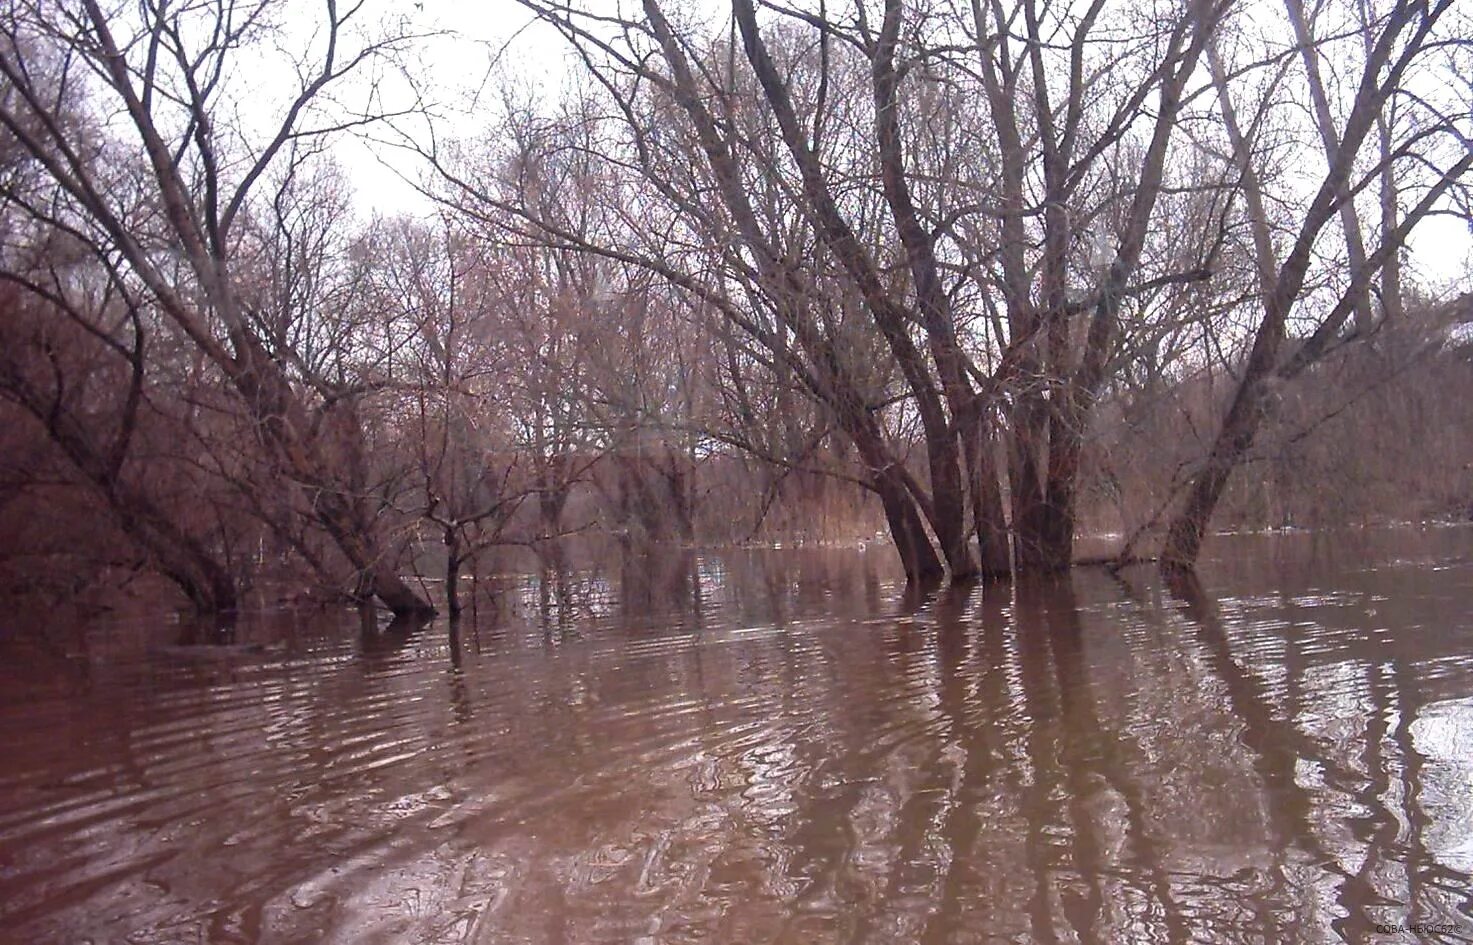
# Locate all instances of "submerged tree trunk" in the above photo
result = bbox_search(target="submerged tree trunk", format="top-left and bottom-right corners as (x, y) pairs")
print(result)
(963, 416), (1011, 578)
(236, 349), (436, 617)
(301, 483), (432, 616)
(444, 527), (463, 620)
(1010, 381), (1056, 572)
(3, 382), (239, 614)
(921, 433), (979, 580)
(1160, 367), (1276, 571)
(119, 501), (239, 614)
(875, 467), (945, 583)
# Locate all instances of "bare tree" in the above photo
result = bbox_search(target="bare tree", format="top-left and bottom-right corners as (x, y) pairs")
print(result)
(1161, 0), (1473, 569)
(0, 0), (438, 613)
(0, 232), (238, 611)
(418, 0), (1229, 581)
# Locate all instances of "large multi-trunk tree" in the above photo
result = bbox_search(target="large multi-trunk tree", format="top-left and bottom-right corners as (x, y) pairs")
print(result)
(2, 0), (1466, 609)
(428, 0), (1228, 580)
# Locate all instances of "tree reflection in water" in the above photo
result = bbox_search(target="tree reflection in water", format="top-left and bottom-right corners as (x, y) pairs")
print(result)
(0, 530), (1471, 943)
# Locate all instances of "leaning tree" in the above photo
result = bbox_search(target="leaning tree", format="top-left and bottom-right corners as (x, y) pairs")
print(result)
(0, 0), (438, 614)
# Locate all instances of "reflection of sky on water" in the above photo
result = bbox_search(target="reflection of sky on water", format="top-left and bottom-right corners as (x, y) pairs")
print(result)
(2, 528), (1473, 943)
(1413, 698), (1473, 874)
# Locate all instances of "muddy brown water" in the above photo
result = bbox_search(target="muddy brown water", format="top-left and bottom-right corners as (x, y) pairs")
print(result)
(2, 528), (1472, 944)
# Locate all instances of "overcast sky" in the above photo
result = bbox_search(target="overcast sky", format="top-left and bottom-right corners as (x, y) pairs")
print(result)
(335, 0), (1472, 294)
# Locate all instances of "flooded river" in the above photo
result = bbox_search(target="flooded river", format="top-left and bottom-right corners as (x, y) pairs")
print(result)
(2, 528), (1472, 943)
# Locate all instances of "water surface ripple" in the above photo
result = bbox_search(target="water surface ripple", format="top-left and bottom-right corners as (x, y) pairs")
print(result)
(2, 531), (1473, 943)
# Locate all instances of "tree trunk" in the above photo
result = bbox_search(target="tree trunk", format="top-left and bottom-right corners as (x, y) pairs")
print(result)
(876, 466), (945, 583)
(964, 417), (1012, 578)
(1016, 500), (1073, 573)
(1160, 371), (1274, 571)
(922, 433), (978, 580)
(237, 358), (436, 617)
(444, 528), (462, 620)
(537, 452), (571, 535)
(100, 492), (239, 615)
(837, 398), (946, 583)
(131, 511), (239, 614)
(1036, 417), (1087, 573)
(662, 452), (695, 541)
(369, 568), (437, 618)
(539, 486), (569, 535)
(1010, 383), (1054, 572)
(314, 489), (435, 617)
(10, 391), (239, 614)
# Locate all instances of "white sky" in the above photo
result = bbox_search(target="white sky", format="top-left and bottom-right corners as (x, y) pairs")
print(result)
(335, 0), (1472, 294)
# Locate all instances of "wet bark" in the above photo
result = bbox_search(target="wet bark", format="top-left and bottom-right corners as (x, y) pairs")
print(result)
(837, 391), (945, 583)
(444, 527), (462, 620)
(963, 417), (1012, 578)
(1010, 379), (1058, 572)
(116, 500), (239, 614)
(875, 466), (945, 583)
